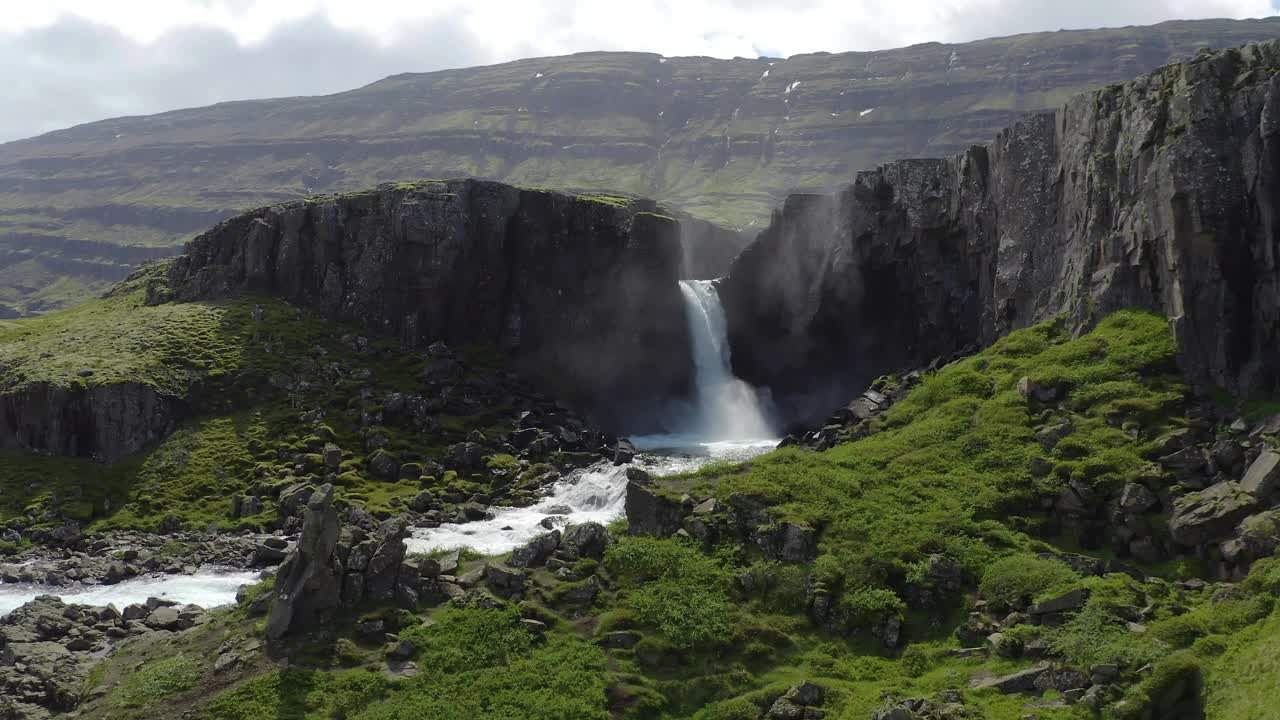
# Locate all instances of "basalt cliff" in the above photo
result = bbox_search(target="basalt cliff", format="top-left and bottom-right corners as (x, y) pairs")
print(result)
(165, 179), (695, 430)
(723, 40), (1280, 422)
(0, 181), (697, 466)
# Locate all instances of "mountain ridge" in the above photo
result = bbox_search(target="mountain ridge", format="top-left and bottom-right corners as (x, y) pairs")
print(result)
(4, 17), (1280, 315)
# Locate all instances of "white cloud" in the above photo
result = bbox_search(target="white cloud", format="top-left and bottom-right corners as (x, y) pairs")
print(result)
(0, 0), (1275, 142)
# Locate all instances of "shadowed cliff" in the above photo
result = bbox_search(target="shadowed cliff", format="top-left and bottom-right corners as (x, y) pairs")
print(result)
(721, 41), (1280, 424)
(165, 180), (694, 431)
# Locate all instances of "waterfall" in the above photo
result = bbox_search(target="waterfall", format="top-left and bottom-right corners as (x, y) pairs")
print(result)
(404, 279), (779, 558)
(678, 280), (775, 440)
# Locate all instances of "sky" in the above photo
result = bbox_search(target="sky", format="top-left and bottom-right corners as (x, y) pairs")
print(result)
(0, 0), (1276, 143)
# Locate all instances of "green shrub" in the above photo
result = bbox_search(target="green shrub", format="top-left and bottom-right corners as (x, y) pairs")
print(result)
(399, 608), (531, 672)
(1047, 602), (1163, 667)
(1114, 651), (1202, 720)
(900, 644), (937, 677)
(606, 536), (737, 648)
(204, 668), (388, 720)
(979, 554), (1079, 604)
(352, 634), (608, 720)
(630, 576), (732, 648)
(741, 560), (810, 614)
(692, 696), (763, 720)
(0, 539), (26, 556)
(1242, 554), (1280, 595)
(839, 586), (905, 628)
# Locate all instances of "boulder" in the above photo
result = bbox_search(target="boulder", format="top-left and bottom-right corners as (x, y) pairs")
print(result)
(765, 681), (827, 719)
(1170, 481), (1260, 547)
(560, 522), (612, 560)
(1017, 378), (1058, 403)
(368, 449), (401, 480)
(971, 662), (1051, 693)
(436, 550), (460, 575)
(1240, 450), (1280, 499)
(754, 522), (817, 563)
(1028, 588), (1088, 616)
(1222, 509), (1280, 566)
(1118, 483), (1158, 513)
(144, 606), (184, 631)
(783, 681), (825, 706)
(484, 564), (527, 599)
(625, 480), (683, 536)
(253, 543), (288, 566)
(510, 530), (561, 568)
(1036, 421), (1073, 451)
(364, 518), (410, 601)
(612, 439), (637, 465)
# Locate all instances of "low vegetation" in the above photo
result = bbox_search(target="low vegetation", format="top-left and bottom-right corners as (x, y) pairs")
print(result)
(13, 306), (1278, 720)
(0, 270), (541, 532)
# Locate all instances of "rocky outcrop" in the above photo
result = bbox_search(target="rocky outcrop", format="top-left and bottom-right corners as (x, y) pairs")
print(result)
(266, 484), (343, 640)
(765, 681), (826, 719)
(0, 381), (180, 463)
(677, 218), (751, 279)
(0, 595), (217, 719)
(164, 180), (691, 427)
(721, 42), (1280, 422)
(266, 483), (447, 639)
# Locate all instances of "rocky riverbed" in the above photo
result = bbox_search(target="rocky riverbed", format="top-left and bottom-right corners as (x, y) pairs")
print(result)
(0, 593), (243, 720)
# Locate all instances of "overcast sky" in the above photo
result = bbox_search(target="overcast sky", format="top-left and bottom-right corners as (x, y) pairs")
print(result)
(1, 0), (1276, 143)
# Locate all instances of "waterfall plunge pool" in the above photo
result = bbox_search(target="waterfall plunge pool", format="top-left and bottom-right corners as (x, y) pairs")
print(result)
(406, 279), (781, 557)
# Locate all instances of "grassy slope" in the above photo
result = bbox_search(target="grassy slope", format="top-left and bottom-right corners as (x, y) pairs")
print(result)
(707, 310), (1185, 583)
(68, 310), (1278, 720)
(0, 270), (538, 534)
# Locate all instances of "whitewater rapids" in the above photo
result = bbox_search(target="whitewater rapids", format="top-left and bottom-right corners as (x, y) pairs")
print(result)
(406, 280), (779, 557)
(0, 569), (259, 618)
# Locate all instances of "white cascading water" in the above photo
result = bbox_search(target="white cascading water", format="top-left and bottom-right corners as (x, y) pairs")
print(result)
(406, 278), (777, 556)
(0, 569), (259, 618)
(675, 279), (776, 441)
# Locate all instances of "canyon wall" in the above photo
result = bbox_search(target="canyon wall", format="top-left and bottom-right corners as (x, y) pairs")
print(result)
(166, 180), (692, 427)
(722, 42), (1280, 421)
(0, 382), (180, 463)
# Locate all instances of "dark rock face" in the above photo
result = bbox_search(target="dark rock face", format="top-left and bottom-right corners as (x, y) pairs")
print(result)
(0, 381), (180, 462)
(267, 483), (422, 639)
(721, 42), (1280, 421)
(165, 180), (691, 428)
(677, 219), (751, 280)
(266, 484), (342, 640)
(625, 477), (684, 537)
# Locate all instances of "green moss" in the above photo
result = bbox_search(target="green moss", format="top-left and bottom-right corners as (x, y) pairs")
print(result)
(574, 193), (633, 208)
(109, 654), (204, 710)
(0, 287), (524, 530)
(203, 668), (390, 720)
(703, 311), (1180, 596)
